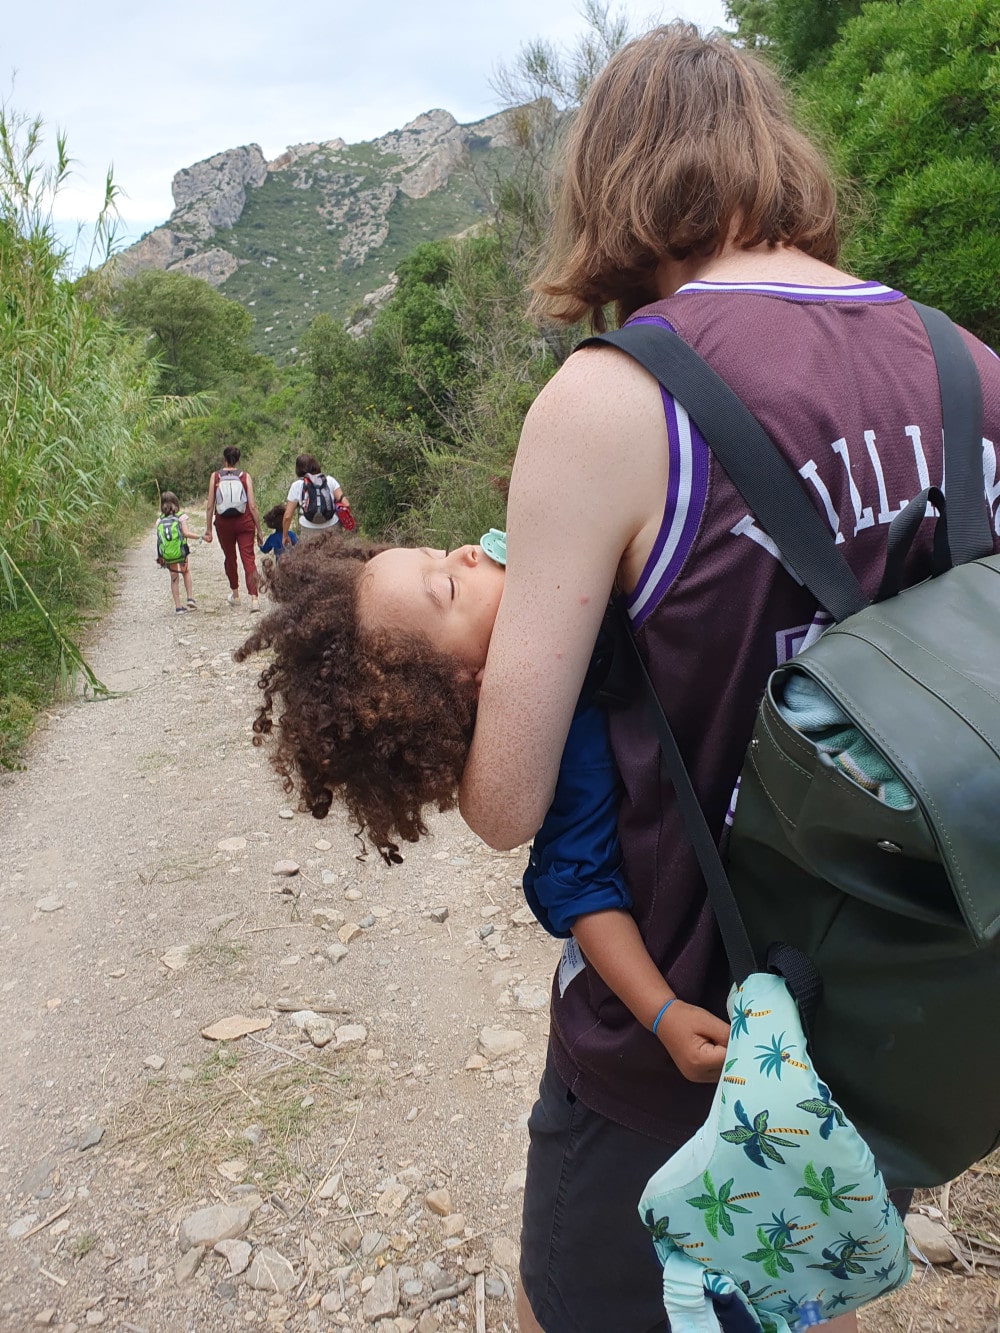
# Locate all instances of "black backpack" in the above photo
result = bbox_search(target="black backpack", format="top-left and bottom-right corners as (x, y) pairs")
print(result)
(300, 473), (335, 523)
(588, 305), (999, 1190)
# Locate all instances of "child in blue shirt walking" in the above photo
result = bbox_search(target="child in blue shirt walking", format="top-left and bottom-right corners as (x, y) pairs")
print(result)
(259, 505), (297, 561)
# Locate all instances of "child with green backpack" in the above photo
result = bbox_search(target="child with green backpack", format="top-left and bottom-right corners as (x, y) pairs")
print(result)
(156, 492), (197, 614)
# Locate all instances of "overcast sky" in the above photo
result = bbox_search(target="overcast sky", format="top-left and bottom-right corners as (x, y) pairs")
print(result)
(6, 0), (728, 257)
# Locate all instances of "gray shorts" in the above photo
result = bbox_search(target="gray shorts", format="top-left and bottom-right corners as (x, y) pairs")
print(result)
(519, 1054), (677, 1332)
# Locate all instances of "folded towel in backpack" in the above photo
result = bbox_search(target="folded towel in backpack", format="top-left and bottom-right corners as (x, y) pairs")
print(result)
(777, 673), (913, 810)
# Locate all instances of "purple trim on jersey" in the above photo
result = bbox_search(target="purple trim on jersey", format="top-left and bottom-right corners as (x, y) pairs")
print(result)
(675, 279), (903, 304)
(623, 315), (711, 628)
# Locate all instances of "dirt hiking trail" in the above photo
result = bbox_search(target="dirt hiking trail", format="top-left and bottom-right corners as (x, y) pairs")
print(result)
(0, 536), (993, 1332)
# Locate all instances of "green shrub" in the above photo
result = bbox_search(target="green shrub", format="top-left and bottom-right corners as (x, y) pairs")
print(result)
(797, 0), (1000, 344)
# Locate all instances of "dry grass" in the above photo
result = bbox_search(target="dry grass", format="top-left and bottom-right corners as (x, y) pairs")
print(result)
(111, 1039), (359, 1201)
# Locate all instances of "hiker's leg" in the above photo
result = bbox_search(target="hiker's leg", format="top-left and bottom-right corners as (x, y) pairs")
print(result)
(215, 521), (239, 590)
(182, 564), (193, 600)
(169, 569), (181, 609)
(519, 1051), (674, 1333)
(235, 521), (259, 596)
(516, 1284), (544, 1333)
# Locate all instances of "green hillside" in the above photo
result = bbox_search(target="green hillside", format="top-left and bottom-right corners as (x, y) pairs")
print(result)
(217, 145), (493, 358)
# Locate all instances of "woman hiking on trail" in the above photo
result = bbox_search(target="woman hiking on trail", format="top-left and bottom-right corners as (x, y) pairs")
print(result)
(203, 445), (264, 612)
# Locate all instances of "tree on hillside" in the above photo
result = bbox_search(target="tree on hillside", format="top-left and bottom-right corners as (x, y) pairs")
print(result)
(488, 2), (633, 278)
(300, 314), (365, 441)
(798, 0), (1000, 344)
(116, 269), (254, 395)
(369, 243), (469, 428)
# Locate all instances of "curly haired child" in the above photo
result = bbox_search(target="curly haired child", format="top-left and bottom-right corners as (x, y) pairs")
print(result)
(235, 536), (729, 1086)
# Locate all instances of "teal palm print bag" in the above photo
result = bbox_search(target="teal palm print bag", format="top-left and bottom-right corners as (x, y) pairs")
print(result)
(639, 973), (910, 1332)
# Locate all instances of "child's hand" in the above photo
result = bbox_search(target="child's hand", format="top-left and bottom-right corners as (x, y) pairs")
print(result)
(655, 1000), (730, 1083)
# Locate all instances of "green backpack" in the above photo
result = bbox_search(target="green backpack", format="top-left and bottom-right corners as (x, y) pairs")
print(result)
(592, 304), (999, 1191)
(156, 514), (187, 564)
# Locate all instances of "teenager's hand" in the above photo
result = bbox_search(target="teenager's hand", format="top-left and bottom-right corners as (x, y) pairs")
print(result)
(203, 531), (213, 544)
(282, 534), (292, 548)
(655, 1000), (730, 1083)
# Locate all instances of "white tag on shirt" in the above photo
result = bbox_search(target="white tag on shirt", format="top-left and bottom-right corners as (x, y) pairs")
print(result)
(557, 936), (586, 997)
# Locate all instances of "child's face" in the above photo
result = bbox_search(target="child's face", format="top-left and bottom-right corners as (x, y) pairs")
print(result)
(361, 545), (505, 672)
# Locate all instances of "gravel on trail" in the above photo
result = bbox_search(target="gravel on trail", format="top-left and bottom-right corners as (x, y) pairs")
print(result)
(0, 538), (559, 1332)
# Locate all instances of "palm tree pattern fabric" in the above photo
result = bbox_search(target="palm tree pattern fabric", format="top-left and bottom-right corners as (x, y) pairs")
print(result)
(639, 973), (910, 1332)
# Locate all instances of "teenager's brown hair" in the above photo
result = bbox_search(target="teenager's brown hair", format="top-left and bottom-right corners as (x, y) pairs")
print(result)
(295, 452), (321, 477)
(234, 540), (476, 855)
(531, 22), (841, 330)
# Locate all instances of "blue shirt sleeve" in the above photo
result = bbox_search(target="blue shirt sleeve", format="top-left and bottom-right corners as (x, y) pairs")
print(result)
(260, 531), (282, 554)
(522, 700), (631, 938)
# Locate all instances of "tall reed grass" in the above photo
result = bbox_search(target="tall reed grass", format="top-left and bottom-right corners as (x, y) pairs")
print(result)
(0, 106), (160, 751)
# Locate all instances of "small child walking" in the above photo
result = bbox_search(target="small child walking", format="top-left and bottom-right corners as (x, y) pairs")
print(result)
(156, 492), (197, 613)
(259, 504), (297, 562)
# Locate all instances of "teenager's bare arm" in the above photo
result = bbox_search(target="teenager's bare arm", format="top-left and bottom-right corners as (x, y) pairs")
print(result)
(459, 346), (669, 849)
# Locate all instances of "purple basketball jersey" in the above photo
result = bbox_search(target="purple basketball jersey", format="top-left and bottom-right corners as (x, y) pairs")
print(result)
(549, 281), (1000, 1142)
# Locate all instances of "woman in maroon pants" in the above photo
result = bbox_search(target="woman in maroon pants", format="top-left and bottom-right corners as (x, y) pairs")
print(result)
(203, 445), (264, 611)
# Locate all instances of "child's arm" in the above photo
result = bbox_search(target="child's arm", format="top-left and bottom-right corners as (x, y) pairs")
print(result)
(570, 909), (730, 1084)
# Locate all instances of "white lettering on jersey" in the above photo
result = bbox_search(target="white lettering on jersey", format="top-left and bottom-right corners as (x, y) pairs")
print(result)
(731, 428), (998, 564)
(984, 438), (1000, 536)
(904, 425), (932, 491)
(864, 430), (907, 524)
(799, 460), (846, 543)
(730, 515), (803, 581)
(830, 437), (875, 536)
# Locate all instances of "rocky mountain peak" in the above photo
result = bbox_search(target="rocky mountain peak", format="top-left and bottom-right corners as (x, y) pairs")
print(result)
(112, 105), (519, 355)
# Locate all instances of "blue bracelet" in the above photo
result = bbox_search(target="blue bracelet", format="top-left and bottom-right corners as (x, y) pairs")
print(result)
(651, 999), (675, 1035)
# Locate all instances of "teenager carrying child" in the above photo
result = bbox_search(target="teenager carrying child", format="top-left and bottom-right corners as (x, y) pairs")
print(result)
(155, 492), (196, 614)
(235, 535), (730, 1088)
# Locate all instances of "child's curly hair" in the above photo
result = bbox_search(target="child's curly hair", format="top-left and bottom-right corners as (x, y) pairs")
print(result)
(233, 538), (477, 856)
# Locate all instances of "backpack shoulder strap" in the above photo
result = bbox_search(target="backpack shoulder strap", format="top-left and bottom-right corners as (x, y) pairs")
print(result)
(909, 302), (991, 564)
(579, 322), (868, 623)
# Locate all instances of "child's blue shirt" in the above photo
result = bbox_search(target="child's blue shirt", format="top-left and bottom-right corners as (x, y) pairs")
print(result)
(523, 697), (632, 936)
(260, 530), (295, 557)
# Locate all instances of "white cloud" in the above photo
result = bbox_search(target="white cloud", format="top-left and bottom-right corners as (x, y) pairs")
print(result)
(6, 0), (728, 244)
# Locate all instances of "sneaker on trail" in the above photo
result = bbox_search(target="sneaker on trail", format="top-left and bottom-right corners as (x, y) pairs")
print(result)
(250, 597), (260, 613)
(187, 599), (197, 609)
(174, 606), (186, 614)
(227, 591), (240, 605)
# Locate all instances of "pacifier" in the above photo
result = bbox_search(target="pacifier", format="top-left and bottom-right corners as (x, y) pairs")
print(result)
(479, 529), (507, 567)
